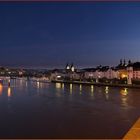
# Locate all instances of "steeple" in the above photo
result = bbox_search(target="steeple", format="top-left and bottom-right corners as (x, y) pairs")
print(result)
(128, 60), (131, 65)
(71, 63), (75, 72)
(66, 63), (70, 70)
(120, 59), (122, 66)
(123, 59), (126, 66)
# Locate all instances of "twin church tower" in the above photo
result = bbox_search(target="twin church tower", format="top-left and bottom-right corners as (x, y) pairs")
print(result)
(65, 63), (75, 72)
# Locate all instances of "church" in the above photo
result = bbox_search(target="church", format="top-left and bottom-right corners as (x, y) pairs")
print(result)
(65, 63), (75, 72)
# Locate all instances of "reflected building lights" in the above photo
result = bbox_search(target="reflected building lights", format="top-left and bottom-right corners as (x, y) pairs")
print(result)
(105, 86), (109, 91)
(70, 84), (73, 94)
(40, 82), (43, 88)
(120, 88), (128, 107)
(105, 86), (109, 94)
(62, 83), (64, 90)
(121, 88), (128, 96)
(0, 84), (3, 95)
(56, 83), (61, 89)
(79, 84), (82, 95)
(37, 81), (40, 89)
(105, 92), (109, 100)
(8, 87), (11, 97)
(105, 86), (109, 100)
(8, 79), (11, 86)
(91, 85), (94, 97)
(26, 81), (28, 87)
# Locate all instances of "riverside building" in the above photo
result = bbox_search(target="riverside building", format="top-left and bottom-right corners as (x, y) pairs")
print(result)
(50, 60), (140, 85)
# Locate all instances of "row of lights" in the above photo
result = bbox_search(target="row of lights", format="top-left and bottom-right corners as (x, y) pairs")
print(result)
(55, 83), (128, 96)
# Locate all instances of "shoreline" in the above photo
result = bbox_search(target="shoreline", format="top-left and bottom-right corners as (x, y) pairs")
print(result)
(52, 80), (140, 89)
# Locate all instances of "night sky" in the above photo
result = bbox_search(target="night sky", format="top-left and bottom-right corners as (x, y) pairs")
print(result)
(0, 2), (140, 69)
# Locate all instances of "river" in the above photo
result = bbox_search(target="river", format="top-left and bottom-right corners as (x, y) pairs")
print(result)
(0, 79), (140, 138)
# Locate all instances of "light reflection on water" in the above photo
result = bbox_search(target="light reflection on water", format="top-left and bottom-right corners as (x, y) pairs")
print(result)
(8, 87), (11, 98)
(90, 85), (94, 99)
(0, 80), (139, 139)
(120, 88), (128, 108)
(56, 83), (61, 89)
(78, 84), (82, 95)
(0, 83), (3, 96)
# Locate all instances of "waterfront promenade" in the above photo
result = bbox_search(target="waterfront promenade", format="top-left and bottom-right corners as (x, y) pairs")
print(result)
(52, 80), (140, 89)
(123, 118), (140, 139)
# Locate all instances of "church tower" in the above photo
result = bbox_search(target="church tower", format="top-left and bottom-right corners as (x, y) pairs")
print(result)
(66, 63), (70, 70)
(71, 63), (75, 72)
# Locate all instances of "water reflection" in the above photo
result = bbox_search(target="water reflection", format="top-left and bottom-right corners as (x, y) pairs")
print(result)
(90, 85), (94, 98)
(0, 83), (3, 96)
(25, 81), (28, 87)
(39, 82), (43, 89)
(79, 84), (82, 94)
(62, 83), (64, 90)
(8, 87), (11, 98)
(121, 88), (128, 96)
(37, 81), (40, 89)
(8, 79), (11, 86)
(120, 88), (128, 108)
(70, 84), (73, 94)
(0, 79), (139, 138)
(105, 86), (109, 100)
(56, 83), (61, 89)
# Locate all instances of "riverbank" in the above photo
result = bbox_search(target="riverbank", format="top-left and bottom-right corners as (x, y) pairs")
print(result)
(52, 80), (140, 89)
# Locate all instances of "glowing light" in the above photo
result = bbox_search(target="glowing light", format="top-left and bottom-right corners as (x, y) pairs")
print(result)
(57, 75), (61, 78)
(66, 66), (70, 70)
(56, 83), (61, 89)
(105, 89), (109, 94)
(70, 84), (73, 94)
(0, 84), (3, 95)
(121, 88), (128, 96)
(79, 84), (82, 91)
(104, 86), (109, 99)
(8, 87), (11, 97)
(121, 74), (127, 78)
(71, 67), (75, 72)
(105, 86), (109, 90)
(37, 81), (39, 88)
(19, 71), (23, 75)
(79, 84), (82, 95)
(91, 85), (94, 96)
(120, 88), (128, 107)
(105, 86), (109, 93)
(91, 85), (94, 93)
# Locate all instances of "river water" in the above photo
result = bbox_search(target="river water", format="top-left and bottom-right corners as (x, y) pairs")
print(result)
(0, 79), (140, 138)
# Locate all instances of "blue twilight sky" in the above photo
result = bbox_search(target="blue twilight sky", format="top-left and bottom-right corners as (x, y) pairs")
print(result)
(0, 2), (140, 68)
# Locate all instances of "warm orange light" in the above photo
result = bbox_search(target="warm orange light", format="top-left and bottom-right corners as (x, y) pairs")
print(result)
(0, 84), (3, 95)
(8, 87), (11, 97)
(120, 88), (128, 96)
(121, 74), (127, 78)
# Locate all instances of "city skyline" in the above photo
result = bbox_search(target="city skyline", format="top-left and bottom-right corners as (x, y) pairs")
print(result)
(0, 2), (140, 68)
